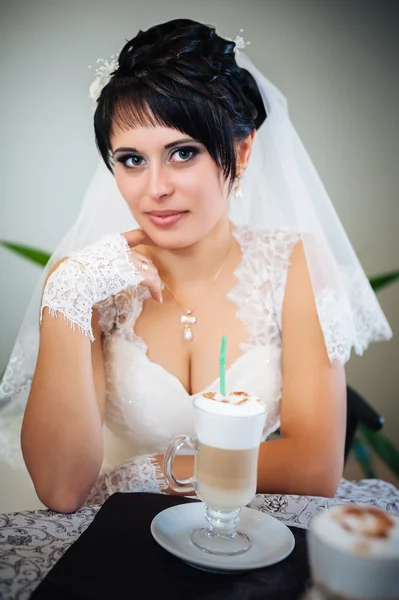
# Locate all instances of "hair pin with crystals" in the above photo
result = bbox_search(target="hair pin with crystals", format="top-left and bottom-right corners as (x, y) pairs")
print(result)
(88, 55), (119, 103)
(88, 29), (251, 105)
(234, 29), (251, 52)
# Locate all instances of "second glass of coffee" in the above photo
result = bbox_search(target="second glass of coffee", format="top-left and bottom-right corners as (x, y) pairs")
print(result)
(164, 391), (267, 556)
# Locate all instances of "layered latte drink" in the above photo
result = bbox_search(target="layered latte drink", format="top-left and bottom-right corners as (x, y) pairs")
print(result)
(164, 389), (267, 555)
(193, 391), (267, 511)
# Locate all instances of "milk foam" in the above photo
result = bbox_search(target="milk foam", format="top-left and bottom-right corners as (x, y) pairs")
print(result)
(194, 391), (266, 416)
(311, 504), (399, 558)
(193, 391), (267, 450)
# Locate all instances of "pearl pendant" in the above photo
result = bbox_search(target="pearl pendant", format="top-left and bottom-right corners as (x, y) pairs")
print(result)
(181, 311), (196, 341)
(183, 326), (193, 341)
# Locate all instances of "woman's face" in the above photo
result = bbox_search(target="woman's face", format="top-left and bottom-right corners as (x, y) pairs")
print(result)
(110, 124), (232, 249)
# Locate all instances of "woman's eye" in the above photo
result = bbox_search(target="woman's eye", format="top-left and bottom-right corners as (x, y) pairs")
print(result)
(117, 155), (144, 168)
(171, 147), (199, 162)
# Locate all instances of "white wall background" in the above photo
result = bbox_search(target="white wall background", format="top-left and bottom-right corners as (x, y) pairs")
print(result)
(1, 0), (398, 450)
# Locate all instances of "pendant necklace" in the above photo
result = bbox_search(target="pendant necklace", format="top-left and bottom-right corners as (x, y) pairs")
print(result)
(161, 240), (232, 342)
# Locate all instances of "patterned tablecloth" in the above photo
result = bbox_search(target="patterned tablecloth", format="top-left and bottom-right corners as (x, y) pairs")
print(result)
(0, 478), (398, 600)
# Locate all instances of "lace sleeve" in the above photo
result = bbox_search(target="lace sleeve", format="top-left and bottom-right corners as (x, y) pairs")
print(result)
(269, 229), (359, 364)
(40, 234), (143, 341)
(230, 226), (300, 351)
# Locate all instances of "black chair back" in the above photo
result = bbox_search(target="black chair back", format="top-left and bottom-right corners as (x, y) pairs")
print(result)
(345, 385), (384, 462)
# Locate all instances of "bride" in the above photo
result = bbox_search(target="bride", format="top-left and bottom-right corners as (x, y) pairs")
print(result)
(0, 19), (392, 513)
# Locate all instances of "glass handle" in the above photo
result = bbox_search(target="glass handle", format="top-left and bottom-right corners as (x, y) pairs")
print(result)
(164, 434), (197, 493)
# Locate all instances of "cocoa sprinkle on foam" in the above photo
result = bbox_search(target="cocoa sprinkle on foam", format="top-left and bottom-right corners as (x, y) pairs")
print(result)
(332, 506), (395, 539)
(202, 391), (262, 406)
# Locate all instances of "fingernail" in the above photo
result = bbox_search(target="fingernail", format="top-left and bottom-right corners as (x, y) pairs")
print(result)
(160, 294), (163, 303)
(161, 282), (165, 291)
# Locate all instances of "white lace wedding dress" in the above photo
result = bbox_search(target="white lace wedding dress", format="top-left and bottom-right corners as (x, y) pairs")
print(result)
(103, 227), (297, 446)
(87, 225), (301, 502)
(0, 225), (342, 510)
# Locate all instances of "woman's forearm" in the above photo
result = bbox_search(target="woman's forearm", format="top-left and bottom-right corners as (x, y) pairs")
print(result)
(256, 436), (343, 498)
(160, 436), (343, 499)
(21, 310), (104, 512)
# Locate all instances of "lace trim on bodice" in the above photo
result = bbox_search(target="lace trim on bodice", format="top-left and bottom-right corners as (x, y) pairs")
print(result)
(96, 225), (385, 367)
(96, 226), (301, 356)
(228, 226), (300, 352)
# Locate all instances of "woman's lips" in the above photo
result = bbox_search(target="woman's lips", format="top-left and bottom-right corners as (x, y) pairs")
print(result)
(147, 211), (188, 227)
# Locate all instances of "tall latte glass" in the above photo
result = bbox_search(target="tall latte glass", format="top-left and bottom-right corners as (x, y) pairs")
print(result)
(164, 391), (267, 556)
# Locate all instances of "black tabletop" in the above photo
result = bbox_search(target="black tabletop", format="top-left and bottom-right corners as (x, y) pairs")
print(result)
(31, 492), (311, 600)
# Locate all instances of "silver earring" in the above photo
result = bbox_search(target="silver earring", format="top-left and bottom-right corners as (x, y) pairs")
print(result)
(233, 176), (242, 199)
(233, 167), (246, 199)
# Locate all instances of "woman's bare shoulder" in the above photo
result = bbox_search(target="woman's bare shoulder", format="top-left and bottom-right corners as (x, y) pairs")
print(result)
(45, 256), (69, 278)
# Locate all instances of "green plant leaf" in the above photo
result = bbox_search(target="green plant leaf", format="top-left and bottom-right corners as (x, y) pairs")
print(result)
(358, 424), (399, 478)
(368, 270), (399, 292)
(0, 241), (51, 267)
(351, 436), (376, 478)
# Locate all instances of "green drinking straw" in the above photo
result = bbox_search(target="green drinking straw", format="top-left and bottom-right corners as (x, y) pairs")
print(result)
(219, 335), (227, 396)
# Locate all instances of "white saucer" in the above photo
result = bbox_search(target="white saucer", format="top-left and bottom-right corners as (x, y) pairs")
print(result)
(150, 502), (295, 574)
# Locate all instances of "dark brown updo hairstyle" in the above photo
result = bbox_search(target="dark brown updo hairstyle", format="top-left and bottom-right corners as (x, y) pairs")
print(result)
(94, 19), (267, 189)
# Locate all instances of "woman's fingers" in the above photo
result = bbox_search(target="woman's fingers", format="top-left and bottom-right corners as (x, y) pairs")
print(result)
(137, 264), (163, 303)
(121, 230), (162, 302)
(131, 249), (153, 266)
(130, 250), (163, 304)
(122, 229), (155, 248)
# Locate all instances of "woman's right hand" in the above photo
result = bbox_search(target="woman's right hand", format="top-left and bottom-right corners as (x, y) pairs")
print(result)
(122, 229), (163, 304)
